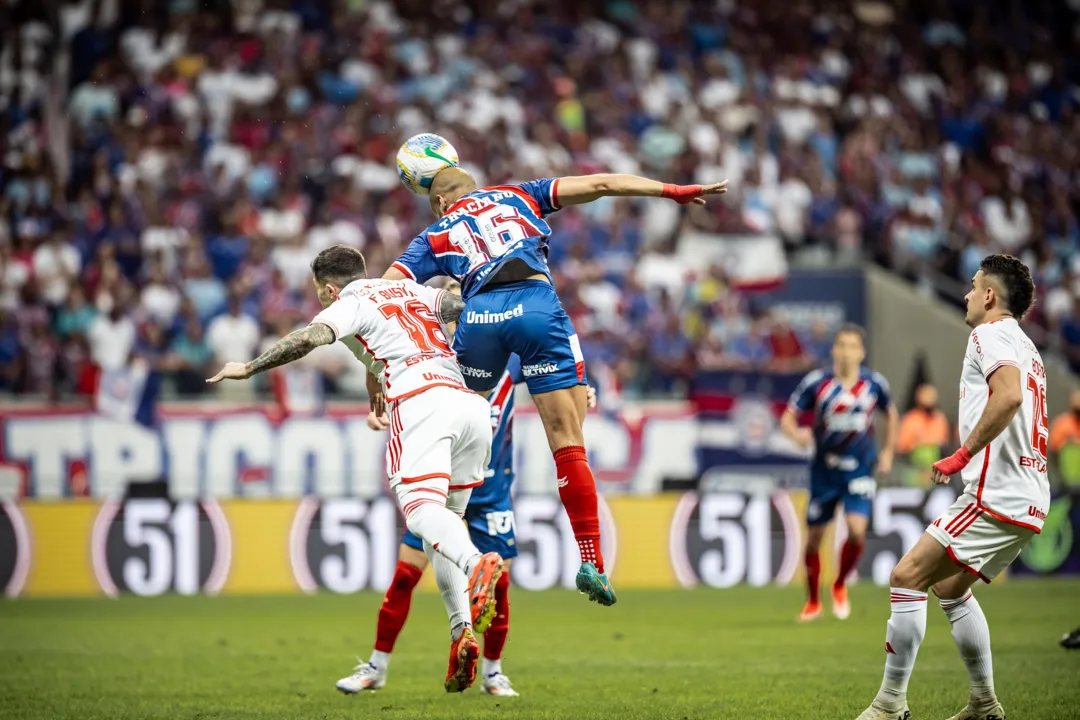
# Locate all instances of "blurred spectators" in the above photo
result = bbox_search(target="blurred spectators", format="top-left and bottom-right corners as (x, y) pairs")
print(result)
(206, 292), (260, 368)
(2, 0), (1080, 401)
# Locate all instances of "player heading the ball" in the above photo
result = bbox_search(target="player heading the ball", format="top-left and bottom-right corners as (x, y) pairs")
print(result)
(381, 164), (728, 607)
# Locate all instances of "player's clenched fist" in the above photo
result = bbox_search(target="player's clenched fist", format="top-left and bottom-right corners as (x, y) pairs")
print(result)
(931, 447), (971, 484)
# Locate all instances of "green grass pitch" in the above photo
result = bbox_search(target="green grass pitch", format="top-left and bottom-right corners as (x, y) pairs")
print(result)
(2, 581), (1079, 719)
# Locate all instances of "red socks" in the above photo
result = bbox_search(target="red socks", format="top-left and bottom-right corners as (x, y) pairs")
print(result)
(483, 570), (511, 660)
(374, 560), (424, 653)
(834, 539), (864, 589)
(553, 445), (605, 573)
(805, 549), (821, 605)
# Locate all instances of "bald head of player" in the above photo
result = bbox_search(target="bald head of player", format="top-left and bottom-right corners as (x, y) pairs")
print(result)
(310, 244), (368, 309)
(428, 167), (479, 218)
(964, 254), (1035, 328)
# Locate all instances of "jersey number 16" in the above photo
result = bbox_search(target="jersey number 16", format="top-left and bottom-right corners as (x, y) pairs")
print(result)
(448, 205), (539, 271)
(379, 301), (449, 354)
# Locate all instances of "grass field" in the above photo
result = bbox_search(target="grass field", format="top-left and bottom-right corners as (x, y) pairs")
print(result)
(2, 581), (1079, 720)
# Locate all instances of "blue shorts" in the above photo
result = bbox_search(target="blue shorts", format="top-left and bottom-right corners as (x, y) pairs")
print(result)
(454, 280), (586, 394)
(806, 463), (876, 526)
(402, 496), (518, 559)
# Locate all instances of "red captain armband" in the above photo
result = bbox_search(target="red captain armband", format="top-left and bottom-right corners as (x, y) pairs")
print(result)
(661, 183), (704, 205)
(932, 447), (972, 477)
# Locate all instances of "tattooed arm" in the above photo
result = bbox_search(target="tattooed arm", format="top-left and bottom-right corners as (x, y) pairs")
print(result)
(207, 323), (336, 383)
(438, 290), (465, 325)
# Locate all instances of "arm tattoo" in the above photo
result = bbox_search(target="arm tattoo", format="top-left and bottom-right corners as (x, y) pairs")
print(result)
(439, 292), (465, 325)
(244, 323), (336, 376)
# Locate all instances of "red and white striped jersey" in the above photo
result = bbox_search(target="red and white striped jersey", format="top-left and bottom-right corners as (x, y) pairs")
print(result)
(958, 318), (1051, 532)
(312, 279), (469, 402)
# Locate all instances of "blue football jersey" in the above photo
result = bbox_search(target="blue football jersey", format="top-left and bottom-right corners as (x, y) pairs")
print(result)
(469, 355), (523, 505)
(788, 367), (893, 466)
(390, 179), (562, 299)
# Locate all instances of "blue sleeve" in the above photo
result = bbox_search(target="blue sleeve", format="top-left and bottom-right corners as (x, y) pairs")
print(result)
(390, 234), (440, 284)
(506, 354), (524, 385)
(872, 371), (893, 410)
(515, 178), (562, 217)
(788, 370), (822, 413)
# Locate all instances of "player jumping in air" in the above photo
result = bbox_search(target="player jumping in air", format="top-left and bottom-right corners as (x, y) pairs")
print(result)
(782, 324), (899, 622)
(856, 255), (1050, 720)
(381, 168), (728, 606)
(208, 246), (502, 693)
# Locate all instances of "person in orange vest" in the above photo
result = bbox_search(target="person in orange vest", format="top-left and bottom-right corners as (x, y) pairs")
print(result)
(897, 384), (951, 454)
(1049, 389), (1080, 453)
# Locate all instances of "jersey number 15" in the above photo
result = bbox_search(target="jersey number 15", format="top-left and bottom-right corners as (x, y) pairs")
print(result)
(1026, 372), (1049, 460)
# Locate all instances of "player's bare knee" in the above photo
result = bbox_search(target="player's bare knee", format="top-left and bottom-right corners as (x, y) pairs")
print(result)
(537, 406), (584, 449)
(847, 528), (868, 545)
(399, 544), (428, 570)
(889, 557), (928, 591)
(805, 526), (826, 552)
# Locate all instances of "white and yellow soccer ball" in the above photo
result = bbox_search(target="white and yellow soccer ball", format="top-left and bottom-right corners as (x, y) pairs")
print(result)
(396, 133), (459, 195)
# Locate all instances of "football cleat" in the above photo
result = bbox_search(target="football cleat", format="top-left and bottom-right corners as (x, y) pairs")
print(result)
(468, 552), (504, 634)
(799, 600), (823, 622)
(832, 584), (851, 620)
(482, 672), (520, 697)
(444, 627), (480, 693)
(336, 661), (386, 693)
(1061, 627), (1080, 649)
(945, 702), (1006, 720)
(855, 701), (911, 719)
(575, 562), (617, 606)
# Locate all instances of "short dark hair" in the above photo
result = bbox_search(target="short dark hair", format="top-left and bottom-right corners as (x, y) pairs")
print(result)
(310, 245), (367, 285)
(833, 323), (866, 346)
(979, 254), (1035, 318)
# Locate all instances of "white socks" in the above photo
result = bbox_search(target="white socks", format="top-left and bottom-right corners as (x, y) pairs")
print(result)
(482, 657), (502, 678)
(403, 499), (481, 573)
(940, 591), (996, 708)
(423, 539), (472, 639)
(369, 649), (390, 671)
(874, 588), (928, 707)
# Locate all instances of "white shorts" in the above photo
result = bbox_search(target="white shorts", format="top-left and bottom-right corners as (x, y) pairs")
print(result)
(927, 493), (1034, 582)
(386, 386), (492, 515)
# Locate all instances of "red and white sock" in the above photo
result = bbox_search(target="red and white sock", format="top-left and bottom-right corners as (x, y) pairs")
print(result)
(805, 549), (821, 605)
(482, 570), (511, 677)
(876, 588), (928, 707)
(553, 445), (604, 573)
(371, 560), (424, 667)
(834, 539), (864, 589)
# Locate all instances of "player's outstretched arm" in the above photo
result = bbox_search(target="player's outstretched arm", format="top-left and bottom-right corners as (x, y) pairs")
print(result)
(555, 174), (728, 206)
(931, 366), (1023, 483)
(206, 322), (336, 383)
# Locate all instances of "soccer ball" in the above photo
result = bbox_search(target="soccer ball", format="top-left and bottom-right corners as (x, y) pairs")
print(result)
(396, 134), (459, 195)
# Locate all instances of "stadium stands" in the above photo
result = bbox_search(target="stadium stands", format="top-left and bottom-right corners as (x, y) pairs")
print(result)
(2, 0), (1079, 399)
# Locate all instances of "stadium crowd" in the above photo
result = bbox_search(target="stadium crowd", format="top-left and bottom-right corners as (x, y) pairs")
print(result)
(2, 0), (1080, 400)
